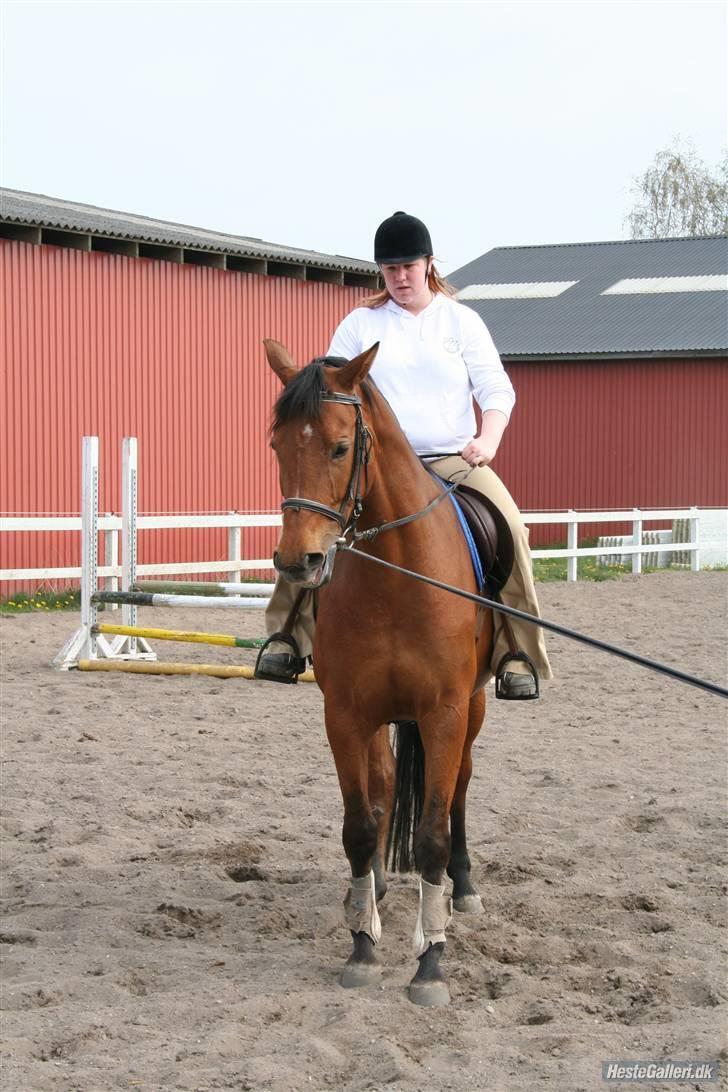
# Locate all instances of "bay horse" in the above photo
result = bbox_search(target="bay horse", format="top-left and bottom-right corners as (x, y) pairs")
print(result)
(264, 338), (494, 1006)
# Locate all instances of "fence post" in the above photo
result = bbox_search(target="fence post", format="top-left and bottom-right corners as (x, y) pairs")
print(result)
(227, 515), (241, 584)
(690, 507), (700, 572)
(632, 509), (643, 574)
(567, 512), (578, 582)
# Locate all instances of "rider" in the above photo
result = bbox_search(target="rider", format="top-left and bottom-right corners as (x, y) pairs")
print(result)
(256, 211), (552, 698)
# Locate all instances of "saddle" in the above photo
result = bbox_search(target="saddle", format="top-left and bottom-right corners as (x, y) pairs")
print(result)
(452, 483), (514, 593)
(423, 466), (514, 594)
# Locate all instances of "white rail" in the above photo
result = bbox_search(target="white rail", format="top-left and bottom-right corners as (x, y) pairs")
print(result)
(1, 509), (705, 584)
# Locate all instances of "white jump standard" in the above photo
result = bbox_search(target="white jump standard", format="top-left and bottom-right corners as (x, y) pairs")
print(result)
(55, 437), (275, 674)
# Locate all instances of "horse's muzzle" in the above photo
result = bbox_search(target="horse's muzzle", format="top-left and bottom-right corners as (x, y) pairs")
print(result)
(273, 550), (328, 588)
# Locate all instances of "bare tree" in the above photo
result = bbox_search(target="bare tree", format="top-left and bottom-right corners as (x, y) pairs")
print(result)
(625, 140), (728, 238)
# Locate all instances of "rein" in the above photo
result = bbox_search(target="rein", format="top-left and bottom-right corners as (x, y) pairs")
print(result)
(336, 544), (728, 700)
(277, 389), (727, 700)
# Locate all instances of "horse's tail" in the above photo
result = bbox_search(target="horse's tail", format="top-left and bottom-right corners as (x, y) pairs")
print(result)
(386, 721), (425, 873)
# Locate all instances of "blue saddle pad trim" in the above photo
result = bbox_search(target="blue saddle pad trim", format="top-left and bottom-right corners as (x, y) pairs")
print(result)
(448, 492), (484, 589)
(425, 466), (485, 589)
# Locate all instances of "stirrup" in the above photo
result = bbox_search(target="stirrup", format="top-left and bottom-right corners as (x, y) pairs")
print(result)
(494, 651), (540, 701)
(254, 632), (307, 684)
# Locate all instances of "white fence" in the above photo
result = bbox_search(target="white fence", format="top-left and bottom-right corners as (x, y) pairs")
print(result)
(3, 506), (720, 587)
(1, 436), (725, 588)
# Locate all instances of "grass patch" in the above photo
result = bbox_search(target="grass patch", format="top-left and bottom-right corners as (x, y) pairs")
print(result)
(533, 555), (631, 582)
(531, 537), (691, 583)
(0, 588), (81, 615)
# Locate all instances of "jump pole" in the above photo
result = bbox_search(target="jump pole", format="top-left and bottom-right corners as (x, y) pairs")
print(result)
(77, 659), (316, 682)
(93, 590), (269, 610)
(93, 623), (266, 649)
(134, 579), (274, 597)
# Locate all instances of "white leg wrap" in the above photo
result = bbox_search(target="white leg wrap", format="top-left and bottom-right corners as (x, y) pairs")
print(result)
(413, 879), (453, 958)
(343, 871), (381, 945)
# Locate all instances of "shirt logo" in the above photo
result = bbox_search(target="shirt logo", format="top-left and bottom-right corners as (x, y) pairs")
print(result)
(443, 337), (460, 353)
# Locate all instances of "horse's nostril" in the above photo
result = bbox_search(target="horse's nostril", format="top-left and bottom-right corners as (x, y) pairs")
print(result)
(305, 553), (325, 570)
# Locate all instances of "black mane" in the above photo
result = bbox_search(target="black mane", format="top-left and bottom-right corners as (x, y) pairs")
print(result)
(272, 356), (372, 430)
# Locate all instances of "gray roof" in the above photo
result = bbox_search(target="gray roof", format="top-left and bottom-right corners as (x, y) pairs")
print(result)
(448, 236), (728, 358)
(0, 188), (377, 275)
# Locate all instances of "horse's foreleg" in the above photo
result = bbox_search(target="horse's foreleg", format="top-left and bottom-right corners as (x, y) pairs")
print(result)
(448, 689), (485, 913)
(408, 704), (469, 1007)
(326, 707), (382, 989)
(368, 724), (395, 903)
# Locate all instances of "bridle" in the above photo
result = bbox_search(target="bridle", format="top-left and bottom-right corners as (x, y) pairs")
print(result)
(278, 388), (463, 544)
(280, 392), (372, 536)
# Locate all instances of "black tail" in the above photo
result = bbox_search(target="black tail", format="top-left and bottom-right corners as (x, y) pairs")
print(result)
(386, 721), (425, 873)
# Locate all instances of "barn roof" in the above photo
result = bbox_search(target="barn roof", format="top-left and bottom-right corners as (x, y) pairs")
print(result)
(0, 188), (379, 285)
(448, 236), (728, 359)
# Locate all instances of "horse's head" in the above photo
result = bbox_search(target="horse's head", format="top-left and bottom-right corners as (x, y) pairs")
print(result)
(264, 338), (379, 587)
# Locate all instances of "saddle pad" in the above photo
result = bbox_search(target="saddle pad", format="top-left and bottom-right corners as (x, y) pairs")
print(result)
(425, 465), (513, 593)
(449, 492), (485, 589)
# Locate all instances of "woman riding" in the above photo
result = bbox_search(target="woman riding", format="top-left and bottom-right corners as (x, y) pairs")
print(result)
(256, 211), (552, 698)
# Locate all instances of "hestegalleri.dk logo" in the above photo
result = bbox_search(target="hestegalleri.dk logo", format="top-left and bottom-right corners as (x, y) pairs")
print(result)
(602, 1060), (719, 1082)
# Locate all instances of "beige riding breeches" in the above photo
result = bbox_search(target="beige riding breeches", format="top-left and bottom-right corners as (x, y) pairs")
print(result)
(264, 456), (552, 682)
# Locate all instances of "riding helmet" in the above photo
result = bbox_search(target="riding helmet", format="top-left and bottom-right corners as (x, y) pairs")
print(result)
(374, 211), (433, 265)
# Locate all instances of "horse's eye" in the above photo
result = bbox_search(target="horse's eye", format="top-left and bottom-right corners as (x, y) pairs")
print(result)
(332, 443), (349, 460)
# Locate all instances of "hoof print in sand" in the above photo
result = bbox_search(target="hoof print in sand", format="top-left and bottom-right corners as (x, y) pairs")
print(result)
(136, 904), (220, 939)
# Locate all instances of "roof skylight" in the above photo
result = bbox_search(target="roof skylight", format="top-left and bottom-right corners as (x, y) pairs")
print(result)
(602, 275), (728, 295)
(457, 281), (578, 300)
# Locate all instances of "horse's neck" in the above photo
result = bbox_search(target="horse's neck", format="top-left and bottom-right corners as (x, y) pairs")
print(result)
(359, 387), (440, 534)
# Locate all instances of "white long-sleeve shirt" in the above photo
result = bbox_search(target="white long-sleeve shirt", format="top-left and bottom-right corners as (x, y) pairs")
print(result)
(327, 294), (515, 455)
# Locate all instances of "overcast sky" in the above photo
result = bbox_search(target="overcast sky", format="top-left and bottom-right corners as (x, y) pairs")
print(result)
(1, 0), (725, 272)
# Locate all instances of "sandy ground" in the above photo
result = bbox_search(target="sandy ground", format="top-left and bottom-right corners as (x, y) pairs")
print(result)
(1, 571), (726, 1092)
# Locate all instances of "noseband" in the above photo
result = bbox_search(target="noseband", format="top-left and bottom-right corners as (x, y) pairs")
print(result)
(280, 392), (371, 534)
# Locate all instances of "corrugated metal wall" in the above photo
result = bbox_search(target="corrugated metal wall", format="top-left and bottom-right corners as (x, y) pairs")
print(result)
(0, 240), (370, 590)
(2, 239), (727, 585)
(493, 358), (728, 545)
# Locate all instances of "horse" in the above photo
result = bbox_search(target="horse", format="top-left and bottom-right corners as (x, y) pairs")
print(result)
(264, 338), (494, 1007)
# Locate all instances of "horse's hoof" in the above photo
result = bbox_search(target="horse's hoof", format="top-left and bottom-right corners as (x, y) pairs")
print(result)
(453, 893), (484, 914)
(408, 979), (451, 1007)
(340, 960), (381, 989)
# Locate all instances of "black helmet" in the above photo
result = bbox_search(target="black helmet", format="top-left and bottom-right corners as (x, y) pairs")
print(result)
(374, 211), (433, 265)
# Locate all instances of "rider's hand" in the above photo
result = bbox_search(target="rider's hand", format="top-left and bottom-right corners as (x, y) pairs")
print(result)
(461, 409), (509, 468)
(461, 436), (498, 468)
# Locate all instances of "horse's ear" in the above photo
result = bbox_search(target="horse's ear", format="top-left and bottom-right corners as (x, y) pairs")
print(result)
(335, 343), (380, 391)
(263, 339), (298, 386)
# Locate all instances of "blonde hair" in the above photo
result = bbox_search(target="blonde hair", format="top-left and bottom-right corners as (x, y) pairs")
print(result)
(362, 260), (458, 309)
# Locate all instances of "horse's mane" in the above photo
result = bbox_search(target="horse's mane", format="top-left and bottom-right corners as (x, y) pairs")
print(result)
(272, 357), (375, 430)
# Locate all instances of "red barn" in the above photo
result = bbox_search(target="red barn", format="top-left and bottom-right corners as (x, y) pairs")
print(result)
(449, 236), (728, 544)
(2, 191), (726, 587)
(0, 189), (379, 589)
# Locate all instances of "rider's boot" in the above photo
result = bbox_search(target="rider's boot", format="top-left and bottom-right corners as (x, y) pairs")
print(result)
(494, 651), (540, 700)
(254, 632), (307, 683)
